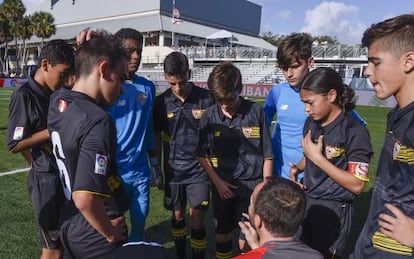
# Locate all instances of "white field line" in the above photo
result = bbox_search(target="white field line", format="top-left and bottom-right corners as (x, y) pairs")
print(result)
(0, 167), (30, 176)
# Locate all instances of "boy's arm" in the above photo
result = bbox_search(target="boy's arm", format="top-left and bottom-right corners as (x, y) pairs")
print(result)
(72, 192), (127, 243)
(9, 129), (50, 153)
(197, 157), (237, 199)
(20, 150), (33, 165)
(263, 158), (273, 179)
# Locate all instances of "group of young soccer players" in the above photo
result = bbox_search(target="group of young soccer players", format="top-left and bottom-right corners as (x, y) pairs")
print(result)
(6, 13), (414, 259)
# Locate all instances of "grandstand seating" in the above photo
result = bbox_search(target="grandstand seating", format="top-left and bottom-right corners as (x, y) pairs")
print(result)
(139, 44), (368, 85)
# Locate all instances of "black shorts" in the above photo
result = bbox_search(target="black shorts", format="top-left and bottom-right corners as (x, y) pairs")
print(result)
(60, 212), (126, 259)
(297, 196), (353, 257)
(212, 179), (260, 234)
(164, 182), (210, 211)
(28, 170), (65, 249)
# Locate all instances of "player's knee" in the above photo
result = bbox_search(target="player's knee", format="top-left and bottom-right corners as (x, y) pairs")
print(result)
(173, 210), (186, 221)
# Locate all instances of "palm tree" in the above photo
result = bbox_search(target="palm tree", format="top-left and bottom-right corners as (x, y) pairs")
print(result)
(0, 0), (26, 74)
(30, 11), (55, 48)
(16, 15), (32, 74)
(0, 12), (13, 72)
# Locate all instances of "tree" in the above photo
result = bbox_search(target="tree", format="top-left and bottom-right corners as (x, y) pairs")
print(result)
(16, 15), (32, 73)
(261, 31), (286, 47)
(0, 12), (13, 72)
(312, 35), (339, 45)
(30, 11), (55, 48)
(0, 0), (26, 73)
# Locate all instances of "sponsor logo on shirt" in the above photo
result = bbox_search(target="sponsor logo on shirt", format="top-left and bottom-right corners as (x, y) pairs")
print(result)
(280, 104), (289, 110)
(138, 93), (147, 106)
(94, 154), (108, 175)
(58, 99), (68, 112)
(117, 99), (126, 107)
(13, 127), (24, 140)
(325, 145), (345, 159)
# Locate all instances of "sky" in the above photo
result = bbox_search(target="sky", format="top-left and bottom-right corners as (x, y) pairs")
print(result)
(249, 0), (412, 44)
(15, 0), (414, 44)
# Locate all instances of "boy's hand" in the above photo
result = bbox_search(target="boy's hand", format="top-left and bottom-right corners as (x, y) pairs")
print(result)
(149, 157), (164, 190)
(107, 216), (127, 243)
(289, 162), (306, 190)
(214, 178), (238, 199)
(379, 203), (414, 247)
(76, 30), (96, 46)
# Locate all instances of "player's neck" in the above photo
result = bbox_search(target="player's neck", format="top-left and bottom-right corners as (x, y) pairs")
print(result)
(260, 232), (294, 246)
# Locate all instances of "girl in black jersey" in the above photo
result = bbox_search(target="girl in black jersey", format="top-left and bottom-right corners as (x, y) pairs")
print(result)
(290, 67), (373, 258)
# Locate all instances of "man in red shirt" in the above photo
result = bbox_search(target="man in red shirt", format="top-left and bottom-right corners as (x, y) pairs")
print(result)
(234, 176), (322, 259)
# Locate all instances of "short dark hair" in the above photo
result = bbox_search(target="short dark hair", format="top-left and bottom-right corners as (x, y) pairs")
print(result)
(301, 67), (356, 112)
(115, 28), (143, 51)
(255, 176), (306, 237)
(362, 14), (414, 57)
(207, 61), (242, 101)
(277, 33), (312, 69)
(74, 30), (127, 79)
(38, 39), (74, 71)
(163, 51), (189, 77)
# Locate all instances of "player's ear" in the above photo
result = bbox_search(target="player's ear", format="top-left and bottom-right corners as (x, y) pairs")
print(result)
(99, 60), (110, 80)
(327, 88), (337, 103)
(307, 57), (315, 69)
(39, 59), (50, 72)
(403, 51), (414, 73)
(254, 214), (262, 229)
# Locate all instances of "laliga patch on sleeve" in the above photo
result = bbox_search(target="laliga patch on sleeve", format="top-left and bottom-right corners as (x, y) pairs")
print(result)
(13, 127), (24, 140)
(94, 154), (108, 175)
(348, 161), (369, 182)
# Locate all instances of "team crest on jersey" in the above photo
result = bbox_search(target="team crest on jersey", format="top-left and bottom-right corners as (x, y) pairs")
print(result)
(242, 126), (260, 138)
(58, 99), (68, 112)
(393, 140), (414, 165)
(138, 94), (147, 105)
(13, 127), (24, 140)
(325, 145), (345, 159)
(94, 154), (108, 175)
(393, 141), (401, 160)
(192, 109), (204, 119)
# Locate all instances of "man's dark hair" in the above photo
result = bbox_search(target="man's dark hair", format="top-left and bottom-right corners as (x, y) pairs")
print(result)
(163, 51), (189, 78)
(277, 33), (312, 69)
(38, 39), (74, 71)
(74, 30), (127, 79)
(362, 14), (414, 57)
(255, 176), (306, 237)
(207, 61), (242, 102)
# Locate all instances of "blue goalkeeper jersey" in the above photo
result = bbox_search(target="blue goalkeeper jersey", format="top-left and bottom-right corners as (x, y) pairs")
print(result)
(106, 76), (156, 181)
(263, 82), (307, 179)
